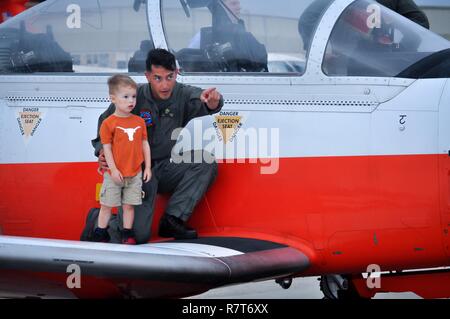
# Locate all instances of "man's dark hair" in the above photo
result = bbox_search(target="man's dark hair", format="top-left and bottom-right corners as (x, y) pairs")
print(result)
(146, 48), (177, 72)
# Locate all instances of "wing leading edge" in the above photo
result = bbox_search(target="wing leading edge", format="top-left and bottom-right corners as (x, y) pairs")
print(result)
(0, 236), (309, 298)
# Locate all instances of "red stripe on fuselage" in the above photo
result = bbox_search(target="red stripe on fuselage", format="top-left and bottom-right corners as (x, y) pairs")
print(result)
(0, 154), (448, 274)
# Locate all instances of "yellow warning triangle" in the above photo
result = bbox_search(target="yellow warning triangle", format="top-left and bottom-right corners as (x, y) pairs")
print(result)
(19, 111), (42, 137)
(215, 115), (242, 143)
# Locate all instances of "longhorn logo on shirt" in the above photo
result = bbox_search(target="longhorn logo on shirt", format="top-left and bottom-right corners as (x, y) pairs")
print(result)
(117, 126), (141, 141)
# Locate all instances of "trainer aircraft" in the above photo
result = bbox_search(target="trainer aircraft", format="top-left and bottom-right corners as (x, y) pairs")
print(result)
(0, 0), (450, 298)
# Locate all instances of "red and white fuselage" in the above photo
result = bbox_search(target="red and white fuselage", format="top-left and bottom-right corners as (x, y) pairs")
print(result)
(0, 0), (449, 298)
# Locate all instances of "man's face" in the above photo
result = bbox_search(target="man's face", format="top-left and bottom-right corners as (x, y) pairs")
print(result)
(224, 0), (241, 17)
(145, 65), (178, 100)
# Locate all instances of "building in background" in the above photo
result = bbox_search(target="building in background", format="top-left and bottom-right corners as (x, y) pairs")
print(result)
(416, 0), (450, 40)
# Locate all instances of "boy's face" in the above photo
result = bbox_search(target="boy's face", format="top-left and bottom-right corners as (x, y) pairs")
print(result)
(110, 85), (137, 115)
(145, 65), (178, 100)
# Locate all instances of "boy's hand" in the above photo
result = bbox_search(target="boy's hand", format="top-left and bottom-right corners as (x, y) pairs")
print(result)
(111, 169), (124, 185)
(143, 167), (152, 183)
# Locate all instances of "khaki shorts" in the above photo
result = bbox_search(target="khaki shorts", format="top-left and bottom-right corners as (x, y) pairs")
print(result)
(100, 171), (142, 207)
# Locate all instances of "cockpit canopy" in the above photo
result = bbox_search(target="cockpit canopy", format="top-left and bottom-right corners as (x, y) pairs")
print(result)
(323, 0), (450, 77)
(0, 0), (449, 78)
(163, 0), (333, 73)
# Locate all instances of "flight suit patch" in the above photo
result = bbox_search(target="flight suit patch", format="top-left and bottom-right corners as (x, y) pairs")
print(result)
(140, 109), (153, 127)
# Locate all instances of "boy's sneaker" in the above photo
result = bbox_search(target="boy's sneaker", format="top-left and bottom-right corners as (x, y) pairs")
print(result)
(121, 229), (137, 245)
(122, 237), (137, 245)
(92, 227), (110, 243)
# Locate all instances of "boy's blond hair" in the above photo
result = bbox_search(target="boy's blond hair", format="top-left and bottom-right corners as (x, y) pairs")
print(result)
(107, 74), (137, 94)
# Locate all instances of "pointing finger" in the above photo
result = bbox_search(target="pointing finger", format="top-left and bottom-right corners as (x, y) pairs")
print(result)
(210, 91), (220, 101)
(204, 87), (216, 95)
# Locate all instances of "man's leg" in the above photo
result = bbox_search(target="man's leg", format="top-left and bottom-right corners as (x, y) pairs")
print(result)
(116, 175), (158, 244)
(158, 151), (218, 238)
(163, 163), (217, 221)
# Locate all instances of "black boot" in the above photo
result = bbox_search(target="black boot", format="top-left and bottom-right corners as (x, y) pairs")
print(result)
(92, 227), (110, 243)
(158, 215), (198, 239)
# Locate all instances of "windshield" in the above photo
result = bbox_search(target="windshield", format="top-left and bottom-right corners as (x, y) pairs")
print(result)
(162, 0), (333, 74)
(322, 0), (450, 77)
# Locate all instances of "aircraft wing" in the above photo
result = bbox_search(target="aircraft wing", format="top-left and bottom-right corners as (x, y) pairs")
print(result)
(0, 236), (309, 298)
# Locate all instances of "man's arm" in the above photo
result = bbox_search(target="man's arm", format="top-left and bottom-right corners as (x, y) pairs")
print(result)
(182, 85), (224, 126)
(91, 103), (116, 157)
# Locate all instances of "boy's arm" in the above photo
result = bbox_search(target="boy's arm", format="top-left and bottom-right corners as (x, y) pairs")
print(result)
(91, 103), (116, 157)
(103, 144), (123, 183)
(142, 140), (152, 182)
(143, 140), (151, 169)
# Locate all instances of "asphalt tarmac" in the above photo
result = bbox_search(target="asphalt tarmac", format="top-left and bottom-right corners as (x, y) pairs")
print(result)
(0, 276), (424, 299)
(188, 276), (420, 299)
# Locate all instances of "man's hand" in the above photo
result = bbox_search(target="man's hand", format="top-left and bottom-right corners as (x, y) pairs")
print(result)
(98, 149), (109, 171)
(200, 88), (221, 110)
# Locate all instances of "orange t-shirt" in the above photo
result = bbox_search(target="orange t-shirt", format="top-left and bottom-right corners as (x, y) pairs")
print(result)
(100, 114), (148, 177)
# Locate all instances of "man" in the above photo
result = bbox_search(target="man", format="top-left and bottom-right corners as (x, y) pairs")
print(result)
(86, 48), (223, 243)
(188, 0), (267, 72)
(188, 0), (241, 49)
(376, 0), (429, 29)
(220, 0), (241, 21)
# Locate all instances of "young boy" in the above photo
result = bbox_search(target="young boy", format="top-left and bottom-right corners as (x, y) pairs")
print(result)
(93, 74), (151, 245)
